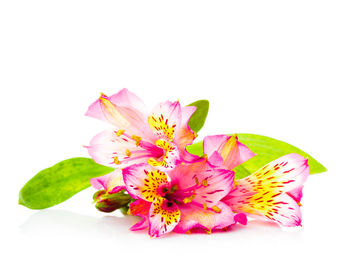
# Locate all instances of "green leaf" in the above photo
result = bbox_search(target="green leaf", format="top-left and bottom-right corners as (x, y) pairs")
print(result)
(187, 133), (327, 179)
(187, 100), (209, 133)
(186, 139), (204, 156)
(237, 134), (327, 176)
(19, 158), (113, 209)
(234, 165), (252, 180)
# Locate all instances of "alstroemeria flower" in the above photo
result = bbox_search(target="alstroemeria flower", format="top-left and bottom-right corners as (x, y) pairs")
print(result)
(123, 160), (243, 237)
(86, 88), (197, 171)
(90, 134), (256, 207)
(203, 134), (256, 170)
(222, 153), (309, 227)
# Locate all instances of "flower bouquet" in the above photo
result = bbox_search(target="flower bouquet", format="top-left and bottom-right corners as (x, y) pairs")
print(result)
(19, 89), (326, 238)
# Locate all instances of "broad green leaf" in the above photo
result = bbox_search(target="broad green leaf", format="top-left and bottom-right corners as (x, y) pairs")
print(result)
(234, 165), (252, 180)
(237, 134), (327, 176)
(187, 133), (327, 179)
(19, 158), (113, 209)
(187, 100), (209, 133)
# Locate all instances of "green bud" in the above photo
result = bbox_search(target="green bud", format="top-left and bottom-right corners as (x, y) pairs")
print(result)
(119, 206), (130, 215)
(93, 190), (132, 213)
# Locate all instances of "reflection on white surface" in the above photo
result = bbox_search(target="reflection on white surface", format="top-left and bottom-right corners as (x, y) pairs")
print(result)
(19, 209), (143, 238)
(19, 209), (303, 242)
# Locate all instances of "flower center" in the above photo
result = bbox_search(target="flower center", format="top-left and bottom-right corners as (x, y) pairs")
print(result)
(111, 130), (164, 166)
(148, 139), (177, 169)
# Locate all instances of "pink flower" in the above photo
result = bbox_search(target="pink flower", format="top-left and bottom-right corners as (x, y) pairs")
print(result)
(201, 135), (309, 227)
(86, 89), (198, 193)
(203, 134), (256, 170)
(222, 153), (310, 227)
(123, 160), (245, 237)
(86, 89), (197, 171)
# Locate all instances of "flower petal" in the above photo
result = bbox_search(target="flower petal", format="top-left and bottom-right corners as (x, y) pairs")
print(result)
(108, 88), (147, 114)
(237, 140), (256, 165)
(123, 164), (170, 201)
(203, 135), (255, 169)
(222, 153), (309, 227)
(129, 199), (152, 231)
(234, 213), (247, 225)
(86, 88), (146, 120)
(239, 153), (310, 193)
(207, 151), (223, 167)
(287, 186), (304, 203)
(86, 89), (153, 139)
(147, 139), (180, 170)
(174, 105), (197, 152)
(169, 160), (235, 207)
(90, 169), (124, 194)
(167, 159), (209, 189)
(192, 169), (235, 207)
(148, 101), (181, 141)
(203, 134), (229, 158)
(174, 202), (234, 233)
(149, 197), (181, 237)
(87, 129), (155, 168)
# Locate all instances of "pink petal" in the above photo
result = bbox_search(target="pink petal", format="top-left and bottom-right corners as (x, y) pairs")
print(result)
(237, 140), (256, 165)
(207, 151), (224, 168)
(246, 153), (310, 192)
(287, 186), (303, 203)
(147, 139), (180, 171)
(192, 168), (235, 207)
(174, 202), (234, 233)
(234, 213), (247, 225)
(174, 105), (197, 152)
(203, 135), (230, 158)
(223, 153), (309, 227)
(90, 169), (124, 194)
(129, 199), (152, 231)
(249, 193), (303, 227)
(87, 129), (153, 168)
(168, 160), (235, 207)
(148, 101), (181, 141)
(85, 89), (153, 139)
(148, 197), (181, 237)
(203, 135), (255, 170)
(86, 88), (146, 120)
(130, 218), (149, 231)
(109, 88), (147, 114)
(123, 163), (170, 202)
(167, 159), (209, 189)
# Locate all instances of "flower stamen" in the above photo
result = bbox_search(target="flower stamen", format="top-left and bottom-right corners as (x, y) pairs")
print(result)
(212, 205), (221, 213)
(183, 194), (196, 204)
(114, 156), (121, 165)
(202, 179), (208, 187)
(115, 130), (125, 136)
(203, 202), (207, 210)
(131, 135), (142, 146)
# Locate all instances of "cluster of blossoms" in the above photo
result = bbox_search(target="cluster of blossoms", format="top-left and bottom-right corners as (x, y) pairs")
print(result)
(86, 89), (309, 238)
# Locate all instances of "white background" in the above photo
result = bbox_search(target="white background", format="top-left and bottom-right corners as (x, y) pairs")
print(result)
(1, 1), (349, 255)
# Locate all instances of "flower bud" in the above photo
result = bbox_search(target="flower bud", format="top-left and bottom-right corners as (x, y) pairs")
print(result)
(93, 190), (132, 213)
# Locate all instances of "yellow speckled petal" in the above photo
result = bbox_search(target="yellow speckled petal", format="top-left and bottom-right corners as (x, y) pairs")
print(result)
(148, 101), (181, 141)
(148, 139), (179, 169)
(223, 153), (309, 227)
(149, 197), (181, 237)
(123, 164), (170, 202)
